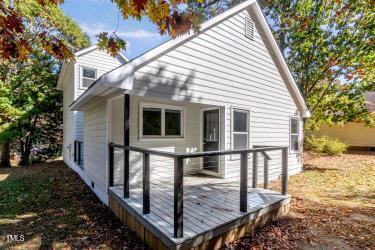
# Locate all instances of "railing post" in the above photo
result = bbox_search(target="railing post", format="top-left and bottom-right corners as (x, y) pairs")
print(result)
(281, 147), (288, 195)
(240, 152), (248, 212)
(143, 153), (150, 214)
(263, 156), (269, 189)
(124, 93), (130, 198)
(174, 156), (184, 238)
(252, 152), (258, 188)
(109, 144), (114, 187)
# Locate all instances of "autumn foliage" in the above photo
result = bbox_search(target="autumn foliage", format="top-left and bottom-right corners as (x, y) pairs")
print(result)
(0, 0), (74, 60)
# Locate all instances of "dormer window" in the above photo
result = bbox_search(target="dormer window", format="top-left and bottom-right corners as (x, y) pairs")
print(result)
(81, 67), (97, 88)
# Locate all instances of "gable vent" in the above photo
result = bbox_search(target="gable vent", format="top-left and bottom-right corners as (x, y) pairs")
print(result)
(245, 17), (254, 40)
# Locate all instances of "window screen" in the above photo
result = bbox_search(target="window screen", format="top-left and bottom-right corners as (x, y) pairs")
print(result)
(232, 110), (249, 150)
(81, 67), (97, 88)
(290, 117), (300, 151)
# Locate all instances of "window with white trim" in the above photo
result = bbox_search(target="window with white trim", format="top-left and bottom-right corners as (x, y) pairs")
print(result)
(140, 103), (184, 138)
(81, 67), (97, 88)
(232, 109), (250, 150)
(290, 116), (300, 152)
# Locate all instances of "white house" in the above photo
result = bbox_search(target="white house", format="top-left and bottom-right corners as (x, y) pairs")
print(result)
(57, 45), (128, 199)
(58, 1), (310, 248)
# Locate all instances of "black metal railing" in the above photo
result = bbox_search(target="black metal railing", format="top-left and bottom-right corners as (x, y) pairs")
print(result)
(108, 143), (288, 238)
(74, 140), (83, 166)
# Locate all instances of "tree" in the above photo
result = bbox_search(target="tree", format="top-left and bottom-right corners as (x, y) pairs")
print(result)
(0, 0), (89, 167)
(259, 0), (374, 128)
(1, 0), (208, 59)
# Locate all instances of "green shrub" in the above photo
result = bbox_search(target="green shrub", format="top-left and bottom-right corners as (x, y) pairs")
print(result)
(305, 135), (348, 155)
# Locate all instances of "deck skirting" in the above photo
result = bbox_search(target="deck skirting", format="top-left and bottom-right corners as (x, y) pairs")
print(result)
(109, 189), (290, 250)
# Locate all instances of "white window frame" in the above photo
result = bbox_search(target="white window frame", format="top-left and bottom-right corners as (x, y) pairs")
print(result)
(80, 66), (97, 89)
(231, 107), (250, 151)
(139, 102), (185, 141)
(289, 116), (301, 153)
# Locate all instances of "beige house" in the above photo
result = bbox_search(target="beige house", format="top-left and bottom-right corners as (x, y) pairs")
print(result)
(315, 92), (375, 149)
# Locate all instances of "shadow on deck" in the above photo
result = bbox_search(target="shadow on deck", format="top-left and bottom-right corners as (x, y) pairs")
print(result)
(108, 174), (290, 250)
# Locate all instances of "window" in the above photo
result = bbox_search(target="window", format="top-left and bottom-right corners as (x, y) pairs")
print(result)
(143, 108), (162, 136)
(81, 67), (97, 88)
(245, 17), (254, 40)
(232, 109), (250, 150)
(290, 116), (300, 152)
(140, 103), (183, 139)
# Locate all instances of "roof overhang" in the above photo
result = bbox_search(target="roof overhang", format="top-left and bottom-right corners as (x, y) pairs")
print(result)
(69, 0), (310, 117)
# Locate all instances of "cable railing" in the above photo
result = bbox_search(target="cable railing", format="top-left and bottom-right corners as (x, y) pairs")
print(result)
(108, 143), (288, 238)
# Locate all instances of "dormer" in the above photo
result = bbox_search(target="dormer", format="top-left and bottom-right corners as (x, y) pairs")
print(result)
(57, 45), (128, 100)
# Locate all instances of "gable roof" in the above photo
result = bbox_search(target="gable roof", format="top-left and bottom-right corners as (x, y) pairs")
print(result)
(56, 45), (128, 90)
(69, 0), (310, 117)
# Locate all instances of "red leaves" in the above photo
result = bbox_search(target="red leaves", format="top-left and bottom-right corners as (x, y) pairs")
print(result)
(0, 3), (31, 60)
(37, 0), (64, 6)
(132, 0), (148, 15)
(97, 32), (126, 57)
(0, 1), (74, 61)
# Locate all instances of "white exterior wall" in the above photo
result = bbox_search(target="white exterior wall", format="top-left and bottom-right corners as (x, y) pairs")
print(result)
(110, 95), (215, 186)
(62, 65), (74, 165)
(73, 49), (125, 143)
(82, 98), (109, 203)
(129, 10), (303, 180)
(315, 123), (375, 147)
(61, 48), (125, 203)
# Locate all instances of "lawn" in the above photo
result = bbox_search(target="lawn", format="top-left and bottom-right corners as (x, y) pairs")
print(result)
(0, 151), (374, 249)
(227, 151), (375, 249)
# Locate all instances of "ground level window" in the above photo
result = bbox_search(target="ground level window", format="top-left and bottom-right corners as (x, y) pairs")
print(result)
(232, 109), (250, 150)
(290, 116), (300, 152)
(140, 103), (184, 139)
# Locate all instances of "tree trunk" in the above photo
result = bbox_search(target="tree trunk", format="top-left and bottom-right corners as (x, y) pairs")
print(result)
(0, 141), (11, 168)
(20, 150), (31, 166)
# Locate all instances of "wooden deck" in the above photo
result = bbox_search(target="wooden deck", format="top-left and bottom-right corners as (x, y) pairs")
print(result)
(109, 174), (290, 249)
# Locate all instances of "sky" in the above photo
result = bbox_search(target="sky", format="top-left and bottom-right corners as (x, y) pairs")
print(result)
(61, 0), (170, 59)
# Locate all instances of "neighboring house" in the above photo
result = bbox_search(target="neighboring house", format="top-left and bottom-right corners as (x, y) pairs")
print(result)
(315, 91), (375, 149)
(58, 1), (311, 249)
(57, 46), (128, 193)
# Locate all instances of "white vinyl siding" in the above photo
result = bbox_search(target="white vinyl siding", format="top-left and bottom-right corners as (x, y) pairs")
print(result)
(62, 65), (74, 165)
(83, 99), (108, 203)
(130, 9), (303, 180)
(73, 48), (125, 164)
(110, 96), (214, 186)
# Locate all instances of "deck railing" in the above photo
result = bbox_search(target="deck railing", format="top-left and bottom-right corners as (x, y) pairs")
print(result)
(108, 143), (288, 238)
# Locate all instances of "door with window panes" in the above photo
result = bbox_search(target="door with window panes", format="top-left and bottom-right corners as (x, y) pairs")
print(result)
(203, 109), (220, 173)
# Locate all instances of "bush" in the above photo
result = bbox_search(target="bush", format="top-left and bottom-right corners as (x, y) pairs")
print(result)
(305, 135), (348, 155)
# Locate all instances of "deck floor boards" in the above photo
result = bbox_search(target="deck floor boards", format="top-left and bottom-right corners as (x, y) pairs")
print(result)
(110, 173), (288, 246)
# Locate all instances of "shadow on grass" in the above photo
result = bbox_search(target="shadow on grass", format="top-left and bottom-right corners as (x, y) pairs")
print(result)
(0, 161), (147, 249)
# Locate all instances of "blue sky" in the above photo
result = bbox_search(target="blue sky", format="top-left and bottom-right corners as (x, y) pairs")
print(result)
(61, 0), (170, 59)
